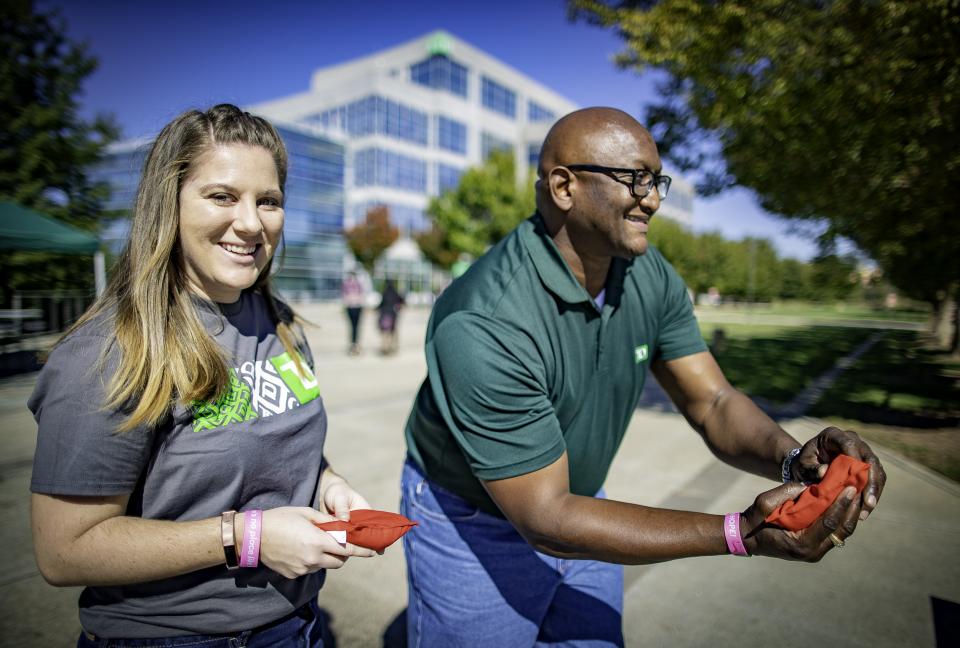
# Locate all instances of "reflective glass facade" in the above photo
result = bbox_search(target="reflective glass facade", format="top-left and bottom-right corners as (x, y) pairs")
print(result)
(312, 96), (428, 146)
(527, 101), (556, 123)
(410, 54), (469, 97)
(354, 148), (428, 192)
(437, 163), (464, 194)
(481, 76), (517, 118)
(436, 116), (467, 154)
(481, 132), (513, 160)
(352, 201), (426, 235)
(91, 126), (347, 300)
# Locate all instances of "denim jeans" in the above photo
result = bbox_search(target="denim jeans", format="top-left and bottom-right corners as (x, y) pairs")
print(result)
(400, 458), (624, 648)
(76, 599), (325, 648)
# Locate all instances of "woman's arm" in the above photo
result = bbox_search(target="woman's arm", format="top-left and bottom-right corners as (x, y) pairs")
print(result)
(31, 492), (373, 587)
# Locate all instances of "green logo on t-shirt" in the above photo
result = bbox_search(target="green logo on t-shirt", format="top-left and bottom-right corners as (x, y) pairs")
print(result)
(634, 344), (649, 364)
(270, 352), (320, 404)
(191, 352), (319, 432)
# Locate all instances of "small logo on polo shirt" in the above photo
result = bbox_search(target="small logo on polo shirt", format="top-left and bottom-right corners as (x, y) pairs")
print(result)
(634, 344), (649, 363)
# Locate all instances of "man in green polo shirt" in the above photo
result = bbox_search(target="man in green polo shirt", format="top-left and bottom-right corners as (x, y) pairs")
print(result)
(399, 107), (886, 647)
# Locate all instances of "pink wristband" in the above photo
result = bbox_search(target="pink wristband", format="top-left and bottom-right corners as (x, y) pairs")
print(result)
(239, 509), (262, 568)
(724, 513), (749, 557)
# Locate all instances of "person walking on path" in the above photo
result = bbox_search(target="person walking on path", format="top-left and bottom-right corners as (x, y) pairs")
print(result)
(29, 104), (375, 647)
(377, 279), (405, 356)
(399, 107), (887, 647)
(342, 271), (365, 355)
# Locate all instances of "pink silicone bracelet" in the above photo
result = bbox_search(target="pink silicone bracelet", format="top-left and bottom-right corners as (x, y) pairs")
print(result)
(724, 513), (749, 557)
(239, 509), (262, 568)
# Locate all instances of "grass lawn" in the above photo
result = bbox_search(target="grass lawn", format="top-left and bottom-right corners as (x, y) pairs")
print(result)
(703, 300), (930, 323)
(698, 323), (960, 482)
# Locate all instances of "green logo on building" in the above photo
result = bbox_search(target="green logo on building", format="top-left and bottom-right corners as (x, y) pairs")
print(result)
(634, 344), (649, 364)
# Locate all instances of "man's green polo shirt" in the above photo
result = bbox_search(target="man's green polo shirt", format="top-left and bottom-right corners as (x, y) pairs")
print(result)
(404, 213), (707, 515)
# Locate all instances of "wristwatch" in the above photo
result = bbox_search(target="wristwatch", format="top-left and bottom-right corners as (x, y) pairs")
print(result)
(221, 510), (239, 570)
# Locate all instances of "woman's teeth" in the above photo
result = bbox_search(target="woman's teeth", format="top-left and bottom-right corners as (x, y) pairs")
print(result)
(221, 243), (256, 255)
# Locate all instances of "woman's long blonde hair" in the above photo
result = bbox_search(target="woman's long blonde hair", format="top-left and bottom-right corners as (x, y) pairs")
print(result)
(66, 104), (303, 431)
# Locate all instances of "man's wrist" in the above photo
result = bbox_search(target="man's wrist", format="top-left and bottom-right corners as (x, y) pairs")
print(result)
(781, 447), (802, 483)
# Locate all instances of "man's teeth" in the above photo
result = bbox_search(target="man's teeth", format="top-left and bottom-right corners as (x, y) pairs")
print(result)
(222, 243), (256, 254)
(626, 215), (646, 223)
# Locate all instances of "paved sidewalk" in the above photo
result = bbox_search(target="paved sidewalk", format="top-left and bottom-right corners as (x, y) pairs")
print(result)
(1, 303), (957, 646)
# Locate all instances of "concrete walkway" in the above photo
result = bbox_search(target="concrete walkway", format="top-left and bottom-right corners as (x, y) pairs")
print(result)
(1, 303), (957, 646)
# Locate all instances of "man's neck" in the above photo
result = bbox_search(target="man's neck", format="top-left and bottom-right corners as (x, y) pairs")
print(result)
(546, 220), (611, 298)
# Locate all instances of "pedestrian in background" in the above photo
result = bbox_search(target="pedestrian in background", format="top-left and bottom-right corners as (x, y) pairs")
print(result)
(377, 278), (405, 355)
(28, 104), (375, 646)
(341, 270), (365, 356)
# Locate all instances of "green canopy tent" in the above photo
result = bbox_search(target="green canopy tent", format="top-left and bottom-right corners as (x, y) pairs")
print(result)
(0, 200), (105, 295)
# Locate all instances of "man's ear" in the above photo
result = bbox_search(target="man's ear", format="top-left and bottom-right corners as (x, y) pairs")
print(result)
(547, 167), (575, 213)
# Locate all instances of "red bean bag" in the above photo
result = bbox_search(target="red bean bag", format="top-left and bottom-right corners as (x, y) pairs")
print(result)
(765, 454), (871, 531)
(314, 509), (418, 551)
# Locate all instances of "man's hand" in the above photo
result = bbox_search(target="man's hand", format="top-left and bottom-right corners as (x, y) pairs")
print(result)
(793, 426), (886, 520)
(741, 481), (862, 561)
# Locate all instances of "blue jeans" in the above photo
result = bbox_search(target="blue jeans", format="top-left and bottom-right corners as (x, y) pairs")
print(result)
(400, 458), (624, 647)
(76, 599), (325, 647)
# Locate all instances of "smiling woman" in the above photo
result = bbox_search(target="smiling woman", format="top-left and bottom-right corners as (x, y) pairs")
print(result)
(178, 144), (285, 303)
(27, 104), (376, 646)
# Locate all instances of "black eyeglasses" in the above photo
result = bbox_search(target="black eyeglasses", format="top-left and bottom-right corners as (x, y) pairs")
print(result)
(566, 164), (672, 201)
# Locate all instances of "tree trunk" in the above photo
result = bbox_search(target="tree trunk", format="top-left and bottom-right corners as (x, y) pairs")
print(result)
(930, 290), (959, 355)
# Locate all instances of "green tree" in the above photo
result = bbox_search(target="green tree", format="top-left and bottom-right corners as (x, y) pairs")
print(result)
(572, 0), (960, 350)
(344, 205), (399, 274)
(425, 150), (535, 259)
(414, 224), (459, 271)
(0, 3), (119, 300)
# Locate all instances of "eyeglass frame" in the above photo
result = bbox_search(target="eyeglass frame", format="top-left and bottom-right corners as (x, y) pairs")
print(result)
(565, 164), (672, 200)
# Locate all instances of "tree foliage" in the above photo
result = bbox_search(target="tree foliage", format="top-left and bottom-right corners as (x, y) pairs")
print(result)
(648, 216), (857, 302)
(344, 205), (399, 274)
(0, 3), (119, 298)
(423, 149), (535, 260)
(414, 224), (459, 270)
(572, 0), (959, 344)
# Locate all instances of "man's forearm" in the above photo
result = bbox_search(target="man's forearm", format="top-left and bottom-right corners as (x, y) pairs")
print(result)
(700, 387), (800, 481)
(521, 493), (729, 564)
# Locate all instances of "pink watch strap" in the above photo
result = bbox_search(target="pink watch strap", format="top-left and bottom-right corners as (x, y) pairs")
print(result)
(724, 513), (750, 557)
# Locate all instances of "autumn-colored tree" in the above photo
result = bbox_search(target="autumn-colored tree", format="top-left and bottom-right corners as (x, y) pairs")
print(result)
(344, 205), (399, 274)
(414, 224), (459, 270)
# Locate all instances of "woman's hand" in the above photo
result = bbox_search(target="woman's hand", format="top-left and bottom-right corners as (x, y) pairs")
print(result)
(317, 465), (372, 521)
(255, 507), (376, 579)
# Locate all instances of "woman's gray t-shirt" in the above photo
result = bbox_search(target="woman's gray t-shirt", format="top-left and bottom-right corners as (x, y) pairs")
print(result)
(29, 292), (327, 638)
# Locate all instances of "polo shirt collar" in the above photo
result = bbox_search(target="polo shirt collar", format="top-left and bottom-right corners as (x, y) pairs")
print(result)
(522, 212), (631, 307)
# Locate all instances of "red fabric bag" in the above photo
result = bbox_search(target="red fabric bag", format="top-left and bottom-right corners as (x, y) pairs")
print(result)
(314, 509), (418, 551)
(765, 454), (871, 531)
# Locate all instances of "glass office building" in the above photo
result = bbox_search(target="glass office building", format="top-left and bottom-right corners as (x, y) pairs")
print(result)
(92, 123), (347, 300)
(251, 31), (696, 294)
(98, 31), (696, 299)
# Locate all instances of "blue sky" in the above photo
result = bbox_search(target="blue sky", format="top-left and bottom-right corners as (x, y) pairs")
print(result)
(44, 0), (823, 260)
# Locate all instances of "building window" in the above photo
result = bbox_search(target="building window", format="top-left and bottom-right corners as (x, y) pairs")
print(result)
(310, 96), (428, 146)
(527, 143), (540, 169)
(410, 54), (468, 97)
(437, 163), (464, 194)
(527, 101), (556, 123)
(481, 76), (516, 119)
(437, 116), (467, 154)
(481, 132), (513, 160)
(354, 148), (427, 192)
(353, 201), (427, 234)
